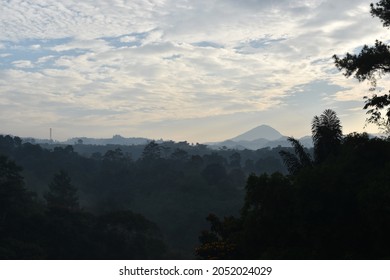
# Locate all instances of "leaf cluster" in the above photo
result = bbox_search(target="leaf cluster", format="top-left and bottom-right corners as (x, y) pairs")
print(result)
(333, 1), (390, 130)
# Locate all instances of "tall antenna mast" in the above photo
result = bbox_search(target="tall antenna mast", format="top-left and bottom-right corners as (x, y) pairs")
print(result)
(50, 128), (52, 141)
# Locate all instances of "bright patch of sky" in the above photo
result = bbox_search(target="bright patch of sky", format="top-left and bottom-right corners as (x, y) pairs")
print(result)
(0, 0), (388, 142)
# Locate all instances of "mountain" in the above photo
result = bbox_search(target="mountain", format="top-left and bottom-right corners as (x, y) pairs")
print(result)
(207, 125), (313, 150)
(230, 125), (284, 141)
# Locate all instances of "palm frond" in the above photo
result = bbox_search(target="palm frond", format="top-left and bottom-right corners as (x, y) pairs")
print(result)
(286, 137), (313, 168)
(279, 150), (302, 175)
(311, 109), (343, 162)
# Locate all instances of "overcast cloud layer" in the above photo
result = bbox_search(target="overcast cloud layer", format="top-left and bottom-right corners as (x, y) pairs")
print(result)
(1, 0), (389, 142)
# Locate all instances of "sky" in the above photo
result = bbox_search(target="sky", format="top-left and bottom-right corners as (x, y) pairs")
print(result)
(1, 0), (389, 142)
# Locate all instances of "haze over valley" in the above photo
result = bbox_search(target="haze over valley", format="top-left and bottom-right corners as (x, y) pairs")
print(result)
(24, 124), (314, 151)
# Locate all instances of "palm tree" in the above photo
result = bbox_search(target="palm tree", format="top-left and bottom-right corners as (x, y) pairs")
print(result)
(279, 137), (313, 175)
(311, 109), (343, 163)
(280, 109), (342, 174)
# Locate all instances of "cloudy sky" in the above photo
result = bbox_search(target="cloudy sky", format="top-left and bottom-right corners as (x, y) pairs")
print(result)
(1, 0), (389, 142)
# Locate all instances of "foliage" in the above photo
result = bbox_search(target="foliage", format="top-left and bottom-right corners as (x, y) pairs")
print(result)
(195, 214), (240, 259)
(141, 140), (161, 161)
(279, 109), (342, 175)
(371, 0), (390, 27)
(279, 137), (312, 175)
(333, 1), (390, 130)
(311, 109), (343, 163)
(45, 170), (79, 211)
(364, 94), (390, 133)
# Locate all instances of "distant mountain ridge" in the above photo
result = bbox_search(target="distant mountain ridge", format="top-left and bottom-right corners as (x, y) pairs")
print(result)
(207, 125), (313, 150)
(63, 135), (150, 145)
(21, 124), (314, 150)
(23, 135), (151, 146)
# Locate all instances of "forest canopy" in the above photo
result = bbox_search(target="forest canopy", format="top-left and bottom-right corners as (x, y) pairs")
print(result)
(0, 133), (289, 259)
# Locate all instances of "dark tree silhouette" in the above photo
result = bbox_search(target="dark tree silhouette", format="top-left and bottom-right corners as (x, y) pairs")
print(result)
(333, 0), (390, 131)
(195, 214), (239, 259)
(371, 0), (390, 26)
(312, 109), (343, 163)
(279, 137), (313, 175)
(170, 148), (188, 161)
(0, 156), (44, 259)
(141, 141), (161, 161)
(280, 109), (342, 174)
(45, 170), (79, 211)
(0, 156), (32, 222)
(103, 148), (124, 162)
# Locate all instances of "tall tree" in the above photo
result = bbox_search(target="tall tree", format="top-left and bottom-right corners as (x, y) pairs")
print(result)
(333, 0), (390, 132)
(45, 170), (79, 211)
(141, 141), (161, 161)
(312, 109), (343, 163)
(280, 109), (341, 173)
(0, 156), (32, 221)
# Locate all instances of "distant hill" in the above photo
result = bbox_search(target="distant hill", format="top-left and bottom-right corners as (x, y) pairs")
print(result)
(22, 134), (154, 146)
(21, 135), (150, 145)
(63, 135), (150, 145)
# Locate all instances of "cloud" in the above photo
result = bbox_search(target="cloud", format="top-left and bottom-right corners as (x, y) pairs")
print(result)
(12, 60), (34, 68)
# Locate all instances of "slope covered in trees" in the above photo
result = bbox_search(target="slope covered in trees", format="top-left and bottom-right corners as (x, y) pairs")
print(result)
(196, 110), (390, 259)
(0, 156), (166, 259)
(0, 134), (289, 258)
